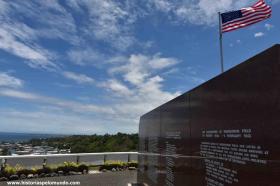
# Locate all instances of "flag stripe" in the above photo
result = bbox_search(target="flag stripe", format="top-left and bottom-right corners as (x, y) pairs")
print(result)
(253, 0), (265, 7)
(225, 7), (271, 24)
(223, 16), (270, 32)
(221, 0), (271, 33)
(254, 1), (265, 7)
(222, 15), (271, 32)
(242, 6), (270, 15)
(223, 18), (267, 33)
(241, 3), (267, 14)
(222, 9), (271, 26)
(222, 10), (271, 29)
(222, 11), (271, 30)
(243, 4), (270, 12)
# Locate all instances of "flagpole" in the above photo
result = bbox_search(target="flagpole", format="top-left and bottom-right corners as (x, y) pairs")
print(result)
(218, 12), (224, 73)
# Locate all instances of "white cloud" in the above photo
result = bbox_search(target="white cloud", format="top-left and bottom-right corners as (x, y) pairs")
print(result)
(67, 48), (104, 66)
(149, 54), (179, 69)
(152, 0), (174, 12)
(75, 0), (139, 50)
(1, 1), (139, 54)
(104, 53), (181, 121)
(110, 53), (179, 86)
(123, 55), (149, 86)
(0, 68), (180, 135)
(0, 73), (23, 88)
(0, 106), (141, 134)
(0, 1), (9, 16)
(0, 89), (113, 115)
(0, 85), (179, 134)
(254, 32), (265, 38)
(0, 0), (260, 71)
(0, 27), (56, 69)
(163, 68), (179, 76)
(112, 75), (181, 120)
(0, 50), (182, 134)
(265, 23), (274, 31)
(0, 109), (107, 134)
(0, 0), (255, 73)
(149, 0), (255, 25)
(62, 71), (95, 84)
(102, 53), (181, 126)
(101, 79), (132, 96)
(0, 1), (86, 69)
(0, 48), (186, 123)
(7, 1), (79, 45)
(107, 56), (128, 64)
(0, 89), (40, 100)
(0, 0), (218, 134)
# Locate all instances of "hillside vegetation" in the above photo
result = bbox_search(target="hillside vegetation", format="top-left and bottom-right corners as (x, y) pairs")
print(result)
(28, 133), (138, 153)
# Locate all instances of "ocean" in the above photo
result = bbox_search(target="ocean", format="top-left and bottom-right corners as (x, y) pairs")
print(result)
(0, 132), (64, 142)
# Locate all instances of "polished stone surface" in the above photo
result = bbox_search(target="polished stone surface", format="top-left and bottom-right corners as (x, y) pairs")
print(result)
(138, 44), (280, 186)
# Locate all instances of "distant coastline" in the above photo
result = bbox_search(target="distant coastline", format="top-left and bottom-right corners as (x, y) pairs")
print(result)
(0, 132), (65, 142)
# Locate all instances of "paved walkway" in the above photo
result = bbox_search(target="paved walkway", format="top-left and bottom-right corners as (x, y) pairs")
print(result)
(0, 170), (137, 186)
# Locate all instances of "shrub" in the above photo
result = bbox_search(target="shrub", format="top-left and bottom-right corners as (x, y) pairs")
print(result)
(56, 162), (79, 174)
(0, 162), (90, 179)
(35, 167), (53, 175)
(3, 165), (16, 177)
(17, 169), (34, 176)
(78, 164), (88, 173)
(12, 164), (34, 176)
(14, 164), (24, 172)
(99, 161), (125, 171)
(30, 167), (40, 174)
(65, 162), (79, 172)
(127, 161), (138, 168)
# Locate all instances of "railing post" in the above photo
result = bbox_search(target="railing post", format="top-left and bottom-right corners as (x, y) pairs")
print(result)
(43, 158), (47, 168)
(76, 156), (80, 164)
(103, 154), (107, 164)
(128, 153), (131, 163)
(1, 159), (7, 171)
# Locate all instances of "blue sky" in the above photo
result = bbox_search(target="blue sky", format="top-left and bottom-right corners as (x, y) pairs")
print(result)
(0, 0), (279, 134)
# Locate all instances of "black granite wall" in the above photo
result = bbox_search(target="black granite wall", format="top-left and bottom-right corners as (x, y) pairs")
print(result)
(138, 44), (280, 186)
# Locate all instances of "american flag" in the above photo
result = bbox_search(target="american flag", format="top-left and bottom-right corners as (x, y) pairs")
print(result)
(221, 0), (272, 33)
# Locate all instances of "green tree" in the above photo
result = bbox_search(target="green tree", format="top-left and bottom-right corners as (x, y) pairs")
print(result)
(1, 147), (9, 155)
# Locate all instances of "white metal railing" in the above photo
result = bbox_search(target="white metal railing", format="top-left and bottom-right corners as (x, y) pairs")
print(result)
(0, 152), (138, 168)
